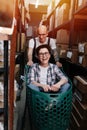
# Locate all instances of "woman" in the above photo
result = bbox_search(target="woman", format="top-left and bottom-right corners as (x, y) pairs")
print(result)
(28, 44), (70, 92)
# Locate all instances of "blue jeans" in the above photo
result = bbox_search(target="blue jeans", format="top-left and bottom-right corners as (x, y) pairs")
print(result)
(27, 83), (70, 93)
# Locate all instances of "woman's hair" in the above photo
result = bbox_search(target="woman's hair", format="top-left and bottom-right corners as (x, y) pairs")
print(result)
(36, 44), (51, 56)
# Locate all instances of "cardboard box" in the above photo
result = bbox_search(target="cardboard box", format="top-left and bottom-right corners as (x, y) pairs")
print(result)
(0, 88), (4, 108)
(77, 0), (87, 9)
(78, 55), (87, 67)
(49, 14), (55, 31)
(66, 49), (78, 63)
(58, 3), (70, 25)
(0, 122), (4, 130)
(78, 42), (87, 55)
(56, 29), (69, 44)
(0, 102), (4, 108)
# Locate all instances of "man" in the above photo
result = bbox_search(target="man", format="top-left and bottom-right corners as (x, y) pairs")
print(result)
(28, 44), (70, 92)
(27, 25), (62, 67)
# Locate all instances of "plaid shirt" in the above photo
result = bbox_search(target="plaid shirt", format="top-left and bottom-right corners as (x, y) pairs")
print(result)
(28, 63), (67, 86)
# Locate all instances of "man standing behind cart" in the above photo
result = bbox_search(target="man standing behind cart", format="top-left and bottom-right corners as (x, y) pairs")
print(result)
(27, 25), (62, 67)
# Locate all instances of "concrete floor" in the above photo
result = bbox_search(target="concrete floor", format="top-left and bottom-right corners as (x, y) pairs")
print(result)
(13, 82), (31, 130)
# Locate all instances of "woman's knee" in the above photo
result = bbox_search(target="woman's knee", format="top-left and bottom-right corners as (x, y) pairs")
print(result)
(59, 83), (70, 93)
(28, 83), (40, 91)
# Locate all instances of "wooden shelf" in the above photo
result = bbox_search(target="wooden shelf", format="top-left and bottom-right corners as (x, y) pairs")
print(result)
(48, 20), (71, 37)
(73, 4), (87, 31)
(47, 0), (70, 20)
(74, 4), (87, 15)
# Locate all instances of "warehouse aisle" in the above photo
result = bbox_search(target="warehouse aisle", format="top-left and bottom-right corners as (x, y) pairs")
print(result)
(13, 81), (72, 130)
(13, 82), (31, 130)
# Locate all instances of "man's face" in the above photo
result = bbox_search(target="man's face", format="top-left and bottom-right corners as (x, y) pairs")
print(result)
(38, 48), (50, 66)
(38, 27), (48, 43)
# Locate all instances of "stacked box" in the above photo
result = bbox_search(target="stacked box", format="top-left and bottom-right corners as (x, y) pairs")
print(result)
(78, 42), (87, 55)
(21, 6), (25, 25)
(26, 26), (33, 37)
(0, 122), (4, 130)
(54, 3), (70, 28)
(55, 0), (61, 6)
(16, 33), (26, 52)
(49, 14), (55, 31)
(0, 81), (4, 108)
(56, 29), (69, 44)
(55, 7), (60, 28)
(78, 55), (87, 67)
(76, 0), (87, 10)
(57, 44), (69, 58)
(21, 33), (26, 51)
(0, 41), (4, 68)
(57, 3), (70, 26)
(78, 42), (87, 67)
(47, 0), (55, 16)
(69, 0), (75, 20)
(66, 48), (78, 63)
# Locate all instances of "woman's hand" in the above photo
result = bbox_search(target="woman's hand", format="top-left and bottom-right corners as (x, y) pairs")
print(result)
(50, 84), (61, 92)
(41, 85), (51, 92)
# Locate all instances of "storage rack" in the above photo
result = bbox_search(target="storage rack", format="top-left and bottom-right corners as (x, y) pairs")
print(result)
(42, 1), (87, 129)
(42, 0), (87, 79)
(0, 0), (26, 130)
(0, 41), (9, 130)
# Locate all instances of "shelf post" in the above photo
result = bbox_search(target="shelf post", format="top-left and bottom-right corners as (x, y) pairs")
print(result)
(4, 41), (9, 130)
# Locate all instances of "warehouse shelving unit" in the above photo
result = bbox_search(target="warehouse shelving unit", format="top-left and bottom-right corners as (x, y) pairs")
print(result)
(0, 40), (9, 130)
(9, 0), (26, 130)
(42, 0), (87, 78)
(0, 0), (26, 130)
(42, 1), (87, 130)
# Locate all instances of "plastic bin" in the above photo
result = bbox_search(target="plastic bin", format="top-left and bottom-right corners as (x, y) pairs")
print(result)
(25, 65), (72, 130)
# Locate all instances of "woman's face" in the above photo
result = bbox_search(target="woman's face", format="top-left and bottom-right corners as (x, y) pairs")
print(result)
(38, 48), (50, 66)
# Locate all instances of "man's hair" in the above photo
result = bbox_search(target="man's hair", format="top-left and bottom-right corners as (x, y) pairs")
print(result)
(37, 25), (48, 34)
(36, 44), (51, 56)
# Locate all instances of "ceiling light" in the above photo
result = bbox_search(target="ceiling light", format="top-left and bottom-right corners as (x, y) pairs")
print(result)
(35, 0), (39, 8)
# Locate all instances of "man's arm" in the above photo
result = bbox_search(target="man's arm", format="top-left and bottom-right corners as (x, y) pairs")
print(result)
(52, 48), (62, 67)
(27, 47), (33, 66)
(50, 38), (62, 67)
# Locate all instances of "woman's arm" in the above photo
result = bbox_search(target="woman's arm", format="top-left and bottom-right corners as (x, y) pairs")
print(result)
(32, 81), (51, 92)
(50, 78), (68, 92)
(50, 65), (68, 92)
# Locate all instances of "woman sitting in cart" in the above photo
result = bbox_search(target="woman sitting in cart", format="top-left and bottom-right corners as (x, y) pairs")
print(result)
(28, 44), (70, 93)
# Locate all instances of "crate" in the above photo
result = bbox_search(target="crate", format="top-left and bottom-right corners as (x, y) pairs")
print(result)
(27, 86), (72, 130)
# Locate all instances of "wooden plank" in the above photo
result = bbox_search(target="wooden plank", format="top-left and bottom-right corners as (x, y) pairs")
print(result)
(9, 23), (17, 130)
(74, 14), (87, 20)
